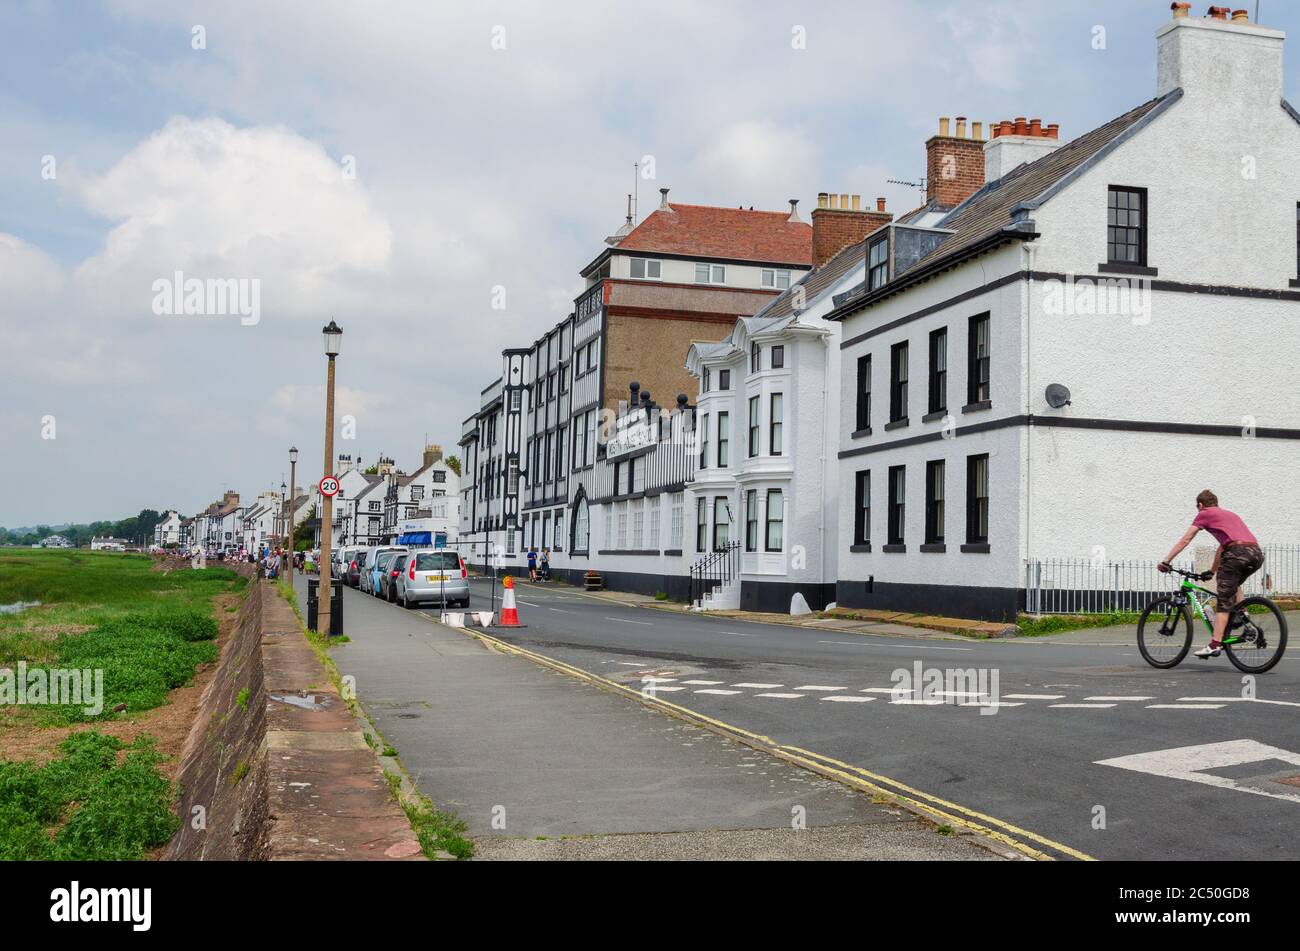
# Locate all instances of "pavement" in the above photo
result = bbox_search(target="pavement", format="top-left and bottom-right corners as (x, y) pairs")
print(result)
(292, 573), (1003, 860)
(419, 574), (1300, 861)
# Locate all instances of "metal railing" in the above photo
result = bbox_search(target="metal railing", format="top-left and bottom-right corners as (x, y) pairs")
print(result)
(689, 540), (741, 606)
(1025, 545), (1300, 614)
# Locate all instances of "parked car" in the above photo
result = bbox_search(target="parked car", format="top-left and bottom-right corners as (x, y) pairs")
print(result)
(367, 547), (407, 596)
(346, 549), (368, 588)
(377, 553), (405, 603)
(394, 550), (470, 608)
(332, 547), (352, 581)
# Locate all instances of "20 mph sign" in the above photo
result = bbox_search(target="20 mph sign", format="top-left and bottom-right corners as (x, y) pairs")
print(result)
(319, 476), (341, 497)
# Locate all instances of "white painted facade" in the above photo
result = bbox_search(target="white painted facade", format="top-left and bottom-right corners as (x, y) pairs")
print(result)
(834, 11), (1300, 619)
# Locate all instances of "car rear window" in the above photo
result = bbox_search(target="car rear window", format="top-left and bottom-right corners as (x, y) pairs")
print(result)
(414, 552), (461, 571)
(377, 550), (406, 568)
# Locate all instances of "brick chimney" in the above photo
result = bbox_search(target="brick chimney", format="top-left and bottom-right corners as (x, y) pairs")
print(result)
(1156, 4), (1283, 102)
(810, 193), (892, 268)
(925, 116), (986, 209)
(423, 443), (443, 467)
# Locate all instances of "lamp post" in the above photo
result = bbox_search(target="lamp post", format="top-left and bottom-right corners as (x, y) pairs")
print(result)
(319, 320), (343, 636)
(288, 446), (298, 581)
(280, 481), (287, 559)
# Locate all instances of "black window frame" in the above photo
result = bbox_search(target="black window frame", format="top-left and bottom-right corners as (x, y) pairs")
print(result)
(750, 342), (760, 373)
(764, 489), (784, 552)
(887, 465), (905, 546)
(1107, 185), (1147, 267)
(716, 411), (729, 467)
(771, 345), (785, 369)
(966, 454), (990, 545)
(695, 496), (708, 552)
(889, 342), (909, 423)
(744, 489), (758, 552)
(867, 234), (889, 290)
(768, 393), (783, 456)
(855, 354), (872, 432)
(924, 459), (945, 544)
(928, 327), (947, 415)
(713, 496), (730, 551)
(968, 313), (990, 405)
(748, 396), (760, 457)
(718, 368), (731, 391)
(853, 470), (871, 546)
(698, 412), (709, 469)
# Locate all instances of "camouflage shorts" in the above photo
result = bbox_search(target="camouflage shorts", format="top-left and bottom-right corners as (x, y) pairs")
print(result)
(1216, 543), (1264, 608)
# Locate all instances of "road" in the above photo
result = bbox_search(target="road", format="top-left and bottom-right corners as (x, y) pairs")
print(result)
(364, 573), (1299, 860)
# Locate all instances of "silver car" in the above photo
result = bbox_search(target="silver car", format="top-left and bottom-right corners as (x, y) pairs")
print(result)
(394, 550), (470, 608)
(374, 549), (409, 602)
(362, 545), (404, 594)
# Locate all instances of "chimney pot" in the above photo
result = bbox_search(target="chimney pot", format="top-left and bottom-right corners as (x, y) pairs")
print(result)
(1170, 1), (1191, 15)
(839, 193), (850, 209)
(1029, 118), (1043, 136)
(850, 194), (861, 211)
(938, 116), (950, 136)
(817, 192), (829, 209)
(1207, 6), (1229, 19)
(1014, 117), (1029, 136)
(971, 121), (983, 141)
(876, 197), (886, 212)
(955, 116), (967, 138)
(787, 198), (801, 222)
(1046, 123), (1060, 139)
(658, 187), (671, 210)
(998, 119), (1013, 137)
(1231, 8), (1248, 21)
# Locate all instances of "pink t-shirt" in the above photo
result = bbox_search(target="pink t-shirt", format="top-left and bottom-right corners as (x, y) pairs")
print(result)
(1192, 507), (1257, 547)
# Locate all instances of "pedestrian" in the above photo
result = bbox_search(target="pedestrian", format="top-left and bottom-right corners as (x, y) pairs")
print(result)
(527, 546), (538, 582)
(541, 547), (551, 582)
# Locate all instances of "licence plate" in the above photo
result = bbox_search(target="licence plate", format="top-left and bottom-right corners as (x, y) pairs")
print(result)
(426, 574), (447, 582)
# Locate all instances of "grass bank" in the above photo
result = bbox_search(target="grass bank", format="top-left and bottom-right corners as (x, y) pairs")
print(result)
(0, 549), (244, 859)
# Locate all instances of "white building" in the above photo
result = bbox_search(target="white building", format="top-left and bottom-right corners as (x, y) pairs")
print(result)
(827, 6), (1300, 619)
(153, 510), (184, 547)
(90, 536), (129, 551)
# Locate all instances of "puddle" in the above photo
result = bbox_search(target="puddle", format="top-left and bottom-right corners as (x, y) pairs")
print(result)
(0, 601), (41, 616)
(269, 692), (330, 711)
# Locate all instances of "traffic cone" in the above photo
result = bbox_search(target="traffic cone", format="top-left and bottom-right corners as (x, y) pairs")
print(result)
(499, 574), (521, 626)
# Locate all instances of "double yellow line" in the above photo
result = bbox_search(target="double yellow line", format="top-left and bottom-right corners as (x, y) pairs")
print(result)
(454, 622), (1095, 862)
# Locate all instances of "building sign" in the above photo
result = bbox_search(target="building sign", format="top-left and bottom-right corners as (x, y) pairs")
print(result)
(605, 412), (655, 461)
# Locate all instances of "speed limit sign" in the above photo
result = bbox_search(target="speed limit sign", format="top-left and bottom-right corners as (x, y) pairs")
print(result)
(319, 476), (341, 497)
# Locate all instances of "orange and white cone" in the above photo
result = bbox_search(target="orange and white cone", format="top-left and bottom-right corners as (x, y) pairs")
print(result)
(499, 574), (521, 626)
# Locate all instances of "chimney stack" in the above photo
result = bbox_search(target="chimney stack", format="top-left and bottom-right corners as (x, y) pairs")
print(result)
(983, 116), (1063, 183)
(1156, 3), (1282, 101)
(658, 187), (671, 211)
(810, 191), (892, 268)
(423, 443), (443, 468)
(925, 114), (987, 209)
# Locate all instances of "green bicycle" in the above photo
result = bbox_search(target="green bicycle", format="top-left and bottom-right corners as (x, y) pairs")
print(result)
(1137, 566), (1288, 673)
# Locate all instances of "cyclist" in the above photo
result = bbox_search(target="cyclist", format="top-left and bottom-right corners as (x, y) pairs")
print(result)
(1158, 490), (1264, 659)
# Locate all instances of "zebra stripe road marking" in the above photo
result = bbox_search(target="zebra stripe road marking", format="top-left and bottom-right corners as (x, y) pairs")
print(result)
(821, 695), (875, 703)
(1049, 703), (1116, 709)
(681, 679), (724, 685)
(1146, 703), (1224, 710)
(795, 685), (846, 692)
(755, 692), (806, 699)
(1085, 696), (1154, 702)
(694, 688), (742, 695)
(1003, 694), (1067, 700)
(733, 682), (783, 689)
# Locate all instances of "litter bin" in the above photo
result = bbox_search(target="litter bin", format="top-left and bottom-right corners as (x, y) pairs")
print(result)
(306, 578), (344, 637)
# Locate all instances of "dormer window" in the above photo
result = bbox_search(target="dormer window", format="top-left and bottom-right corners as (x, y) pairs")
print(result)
(695, 263), (726, 284)
(630, 257), (661, 280)
(867, 235), (889, 290)
(762, 268), (791, 289)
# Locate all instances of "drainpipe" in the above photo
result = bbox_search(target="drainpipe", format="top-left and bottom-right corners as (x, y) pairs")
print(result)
(1023, 242), (1036, 584)
(819, 331), (829, 603)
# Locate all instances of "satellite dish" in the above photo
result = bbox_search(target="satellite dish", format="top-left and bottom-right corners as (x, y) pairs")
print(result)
(1045, 383), (1072, 408)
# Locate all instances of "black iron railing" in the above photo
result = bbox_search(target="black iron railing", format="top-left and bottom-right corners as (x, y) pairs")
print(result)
(689, 540), (741, 606)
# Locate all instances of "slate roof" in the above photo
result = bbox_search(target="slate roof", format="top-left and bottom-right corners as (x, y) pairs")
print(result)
(828, 92), (1177, 317)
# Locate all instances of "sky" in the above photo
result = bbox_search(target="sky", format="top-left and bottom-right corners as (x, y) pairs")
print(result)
(2, 0), (1298, 526)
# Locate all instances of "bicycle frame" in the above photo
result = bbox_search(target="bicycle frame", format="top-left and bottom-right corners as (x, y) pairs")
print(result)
(1173, 578), (1247, 644)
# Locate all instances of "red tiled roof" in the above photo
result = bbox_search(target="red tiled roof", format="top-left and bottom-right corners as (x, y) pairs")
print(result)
(616, 203), (812, 266)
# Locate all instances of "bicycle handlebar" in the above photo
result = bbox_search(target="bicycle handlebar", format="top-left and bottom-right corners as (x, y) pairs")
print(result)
(1164, 565), (1212, 581)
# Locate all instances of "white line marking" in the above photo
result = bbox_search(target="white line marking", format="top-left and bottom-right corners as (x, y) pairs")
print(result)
(862, 687), (900, 694)
(724, 631), (757, 637)
(815, 640), (973, 651)
(957, 701), (1025, 708)
(890, 699), (945, 705)
(680, 679), (724, 685)
(1096, 739), (1300, 804)
(517, 600), (540, 607)
(1049, 703), (1117, 709)
(1085, 696), (1155, 702)
(755, 692), (805, 699)
(548, 607), (573, 614)
(640, 677), (677, 683)
(615, 662), (646, 667)
(795, 685), (846, 692)
(733, 682), (783, 689)
(821, 695), (875, 703)
(694, 688), (741, 695)
(645, 686), (684, 692)
(1177, 697), (1300, 708)
(1146, 703), (1224, 710)
(604, 616), (652, 626)
(1003, 694), (1067, 700)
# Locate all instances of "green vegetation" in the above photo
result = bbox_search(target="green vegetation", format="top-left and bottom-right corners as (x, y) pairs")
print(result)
(236, 687), (250, 713)
(0, 549), (243, 861)
(0, 731), (178, 860)
(401, 796), (474, 860)
(0, 508), (166, 549)
(1015, 611), (1138, 637)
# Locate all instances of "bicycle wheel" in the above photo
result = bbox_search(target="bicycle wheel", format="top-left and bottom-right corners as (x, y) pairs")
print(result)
(1225, 597), (1288, 674)
(1137, 597), (1193, 668)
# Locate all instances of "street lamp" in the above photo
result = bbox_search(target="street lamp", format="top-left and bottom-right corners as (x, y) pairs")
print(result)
(319, 320), (342, 636)
(280, 481), (287, 557)
(288, 445), (299, 582)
